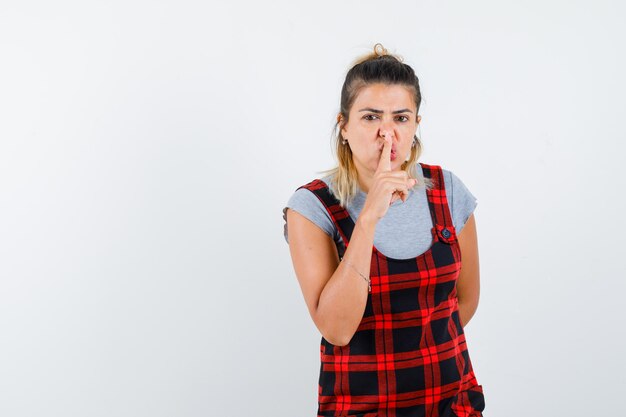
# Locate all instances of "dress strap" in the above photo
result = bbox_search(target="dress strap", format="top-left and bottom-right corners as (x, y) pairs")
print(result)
(297, 179), (354, 246)
(420, 162), (455, 229)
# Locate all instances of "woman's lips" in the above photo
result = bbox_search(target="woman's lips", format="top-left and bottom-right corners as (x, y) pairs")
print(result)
(380, 148), (397, 161)
(378, 140), (397, 160)
(383, 145), (397, 160)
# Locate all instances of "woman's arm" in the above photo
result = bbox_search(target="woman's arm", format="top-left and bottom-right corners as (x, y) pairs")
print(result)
(286, 208), (377, 346)
(456, 213), (481, 328)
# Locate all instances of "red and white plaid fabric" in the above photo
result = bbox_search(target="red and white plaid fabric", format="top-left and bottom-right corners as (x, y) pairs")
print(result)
(297, 163), (485, 417)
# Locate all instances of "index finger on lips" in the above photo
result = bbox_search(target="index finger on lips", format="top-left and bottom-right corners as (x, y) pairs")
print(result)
(375, 133), (392, 174)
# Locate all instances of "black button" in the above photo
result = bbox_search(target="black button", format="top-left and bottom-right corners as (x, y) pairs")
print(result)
(441, 228), (451, 238)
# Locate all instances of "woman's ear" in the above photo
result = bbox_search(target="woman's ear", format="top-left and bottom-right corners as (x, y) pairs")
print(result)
(416, 115), (422, 124)
(338, 114), (348, 136)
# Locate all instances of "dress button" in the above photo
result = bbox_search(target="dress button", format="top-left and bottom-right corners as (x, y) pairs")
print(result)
(441, 228), (451, 238)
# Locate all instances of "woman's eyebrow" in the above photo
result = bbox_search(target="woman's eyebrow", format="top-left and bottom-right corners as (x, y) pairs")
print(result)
(358, 107), (413, 114)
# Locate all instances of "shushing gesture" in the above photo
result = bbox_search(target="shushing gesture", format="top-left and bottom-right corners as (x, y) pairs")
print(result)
(361, 131), (417, 223)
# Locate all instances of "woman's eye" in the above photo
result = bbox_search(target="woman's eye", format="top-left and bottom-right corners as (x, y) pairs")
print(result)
(362, 114), (409, 122)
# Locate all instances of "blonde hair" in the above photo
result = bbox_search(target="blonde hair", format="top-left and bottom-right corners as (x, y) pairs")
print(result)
(319, 43), (433, 208)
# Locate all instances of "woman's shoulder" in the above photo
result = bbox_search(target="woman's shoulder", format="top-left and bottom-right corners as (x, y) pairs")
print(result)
(437, 165), (475, 194)
(416, 161), (449, 179)
(282, 177), (338, 244)
(417, 161), (467, 186)
(285, 178), (329, 211)
(437, 165), (478, 233)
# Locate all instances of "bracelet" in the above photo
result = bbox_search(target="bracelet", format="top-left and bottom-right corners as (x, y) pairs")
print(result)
(341, 258), (371, 293)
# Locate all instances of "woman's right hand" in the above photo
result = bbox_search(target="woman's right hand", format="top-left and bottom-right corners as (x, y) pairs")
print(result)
(360, 132), (417, 223)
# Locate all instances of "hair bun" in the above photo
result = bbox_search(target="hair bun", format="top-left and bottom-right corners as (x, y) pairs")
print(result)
(373, 43), (388, 57)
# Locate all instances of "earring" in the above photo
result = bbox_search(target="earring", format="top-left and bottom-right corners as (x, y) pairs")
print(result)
(412, 134), (418, 147)
(342, 137), (348, 144)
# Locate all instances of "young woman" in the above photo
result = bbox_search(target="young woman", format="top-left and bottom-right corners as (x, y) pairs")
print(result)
(283, 44), (486, 417)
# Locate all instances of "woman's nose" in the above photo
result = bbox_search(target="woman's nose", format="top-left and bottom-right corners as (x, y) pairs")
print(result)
(379, 127), (396, 140)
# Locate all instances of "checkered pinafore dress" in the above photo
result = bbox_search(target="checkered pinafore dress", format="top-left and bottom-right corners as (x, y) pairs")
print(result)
(298, 163), (485, 417)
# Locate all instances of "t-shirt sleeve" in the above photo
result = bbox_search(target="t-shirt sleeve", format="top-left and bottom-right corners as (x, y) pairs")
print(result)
(443, 169), (478, 234)
(282, 188), (338, 244)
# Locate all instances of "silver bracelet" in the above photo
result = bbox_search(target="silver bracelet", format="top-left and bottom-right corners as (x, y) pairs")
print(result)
(341, 258), (371, 293)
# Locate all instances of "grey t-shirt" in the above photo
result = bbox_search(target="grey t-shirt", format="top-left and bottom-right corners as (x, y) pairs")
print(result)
(282, 163), (477, 260)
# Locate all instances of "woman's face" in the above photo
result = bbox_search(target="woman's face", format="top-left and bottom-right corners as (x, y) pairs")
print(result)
(341, 83), (420, 173)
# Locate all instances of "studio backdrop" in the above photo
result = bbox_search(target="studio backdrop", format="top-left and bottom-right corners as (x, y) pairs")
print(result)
(1, 1), (624, 416)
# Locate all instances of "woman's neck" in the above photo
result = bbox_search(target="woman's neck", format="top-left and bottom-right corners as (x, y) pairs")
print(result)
(356, 169), (374, 194)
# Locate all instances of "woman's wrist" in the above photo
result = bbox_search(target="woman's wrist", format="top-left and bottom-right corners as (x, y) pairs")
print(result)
(356, 211), (378, 233)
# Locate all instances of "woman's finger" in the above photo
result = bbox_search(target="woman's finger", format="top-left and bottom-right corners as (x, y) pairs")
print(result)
(375, 133), (392, 174)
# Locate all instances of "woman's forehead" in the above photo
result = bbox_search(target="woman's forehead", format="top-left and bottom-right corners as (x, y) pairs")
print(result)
(352, 83), (415, 109)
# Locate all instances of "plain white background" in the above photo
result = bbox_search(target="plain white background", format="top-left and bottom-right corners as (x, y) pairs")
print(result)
(1, 1), (625, 416)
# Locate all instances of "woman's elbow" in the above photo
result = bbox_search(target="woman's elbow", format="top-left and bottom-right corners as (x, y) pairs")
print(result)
(457, 295), (480, 327)
(458, 293), (480, 314)
(314, 312), (354, 347)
